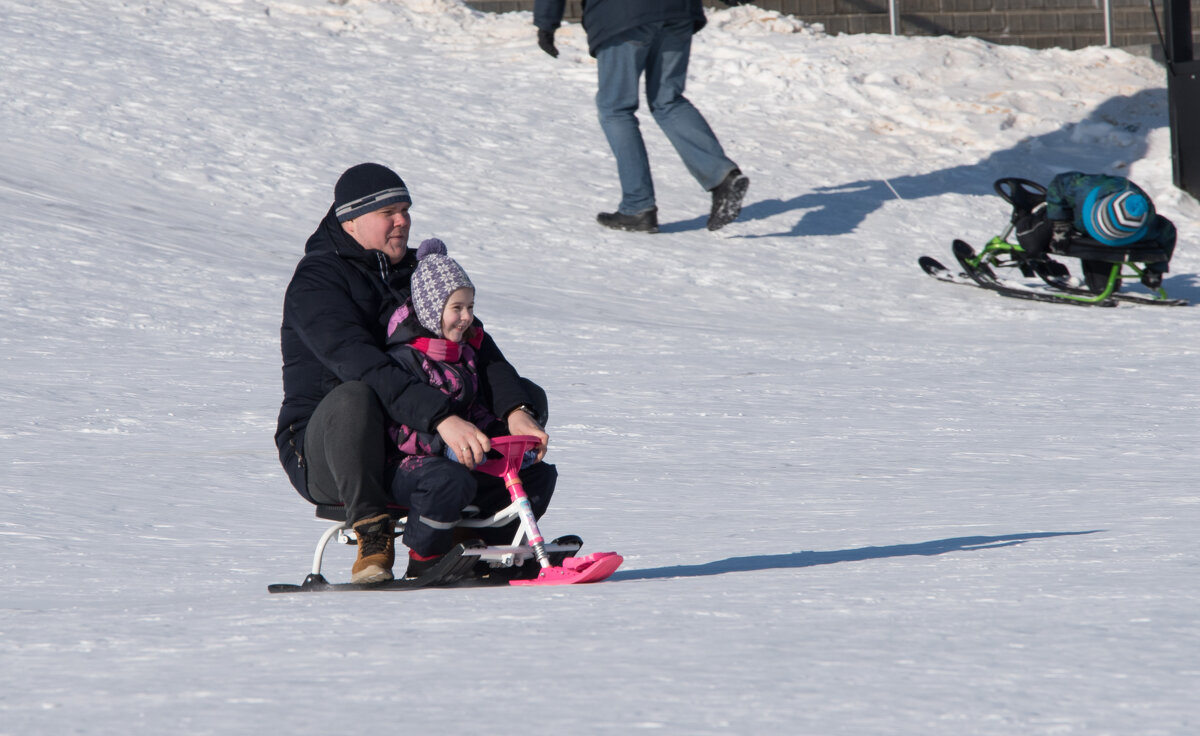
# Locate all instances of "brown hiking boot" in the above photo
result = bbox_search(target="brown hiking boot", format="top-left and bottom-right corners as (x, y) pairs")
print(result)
(350, 513), (395, 584)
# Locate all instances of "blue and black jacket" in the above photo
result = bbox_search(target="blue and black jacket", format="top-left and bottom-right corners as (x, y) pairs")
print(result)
(534, 0), (707, 57)
(1046, 171), (1175, 254)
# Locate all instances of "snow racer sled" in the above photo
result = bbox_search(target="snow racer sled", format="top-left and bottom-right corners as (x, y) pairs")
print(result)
(919, 178), (1186, 307)
(268, 435), (623, 593)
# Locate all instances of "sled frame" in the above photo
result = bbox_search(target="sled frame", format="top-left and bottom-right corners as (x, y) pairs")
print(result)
(961, 177), (1178, 305)
(304, 500), (580, 580)
(966, 228), (1173, 305)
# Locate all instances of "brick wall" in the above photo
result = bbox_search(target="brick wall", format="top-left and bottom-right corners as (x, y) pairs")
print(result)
(465, 0), (1200, 52)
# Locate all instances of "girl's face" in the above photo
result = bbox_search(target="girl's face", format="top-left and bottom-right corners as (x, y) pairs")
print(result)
(441, 287), (475, 342)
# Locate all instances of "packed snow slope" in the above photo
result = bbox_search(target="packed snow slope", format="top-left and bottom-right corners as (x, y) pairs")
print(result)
(2, 1), (1198, 734)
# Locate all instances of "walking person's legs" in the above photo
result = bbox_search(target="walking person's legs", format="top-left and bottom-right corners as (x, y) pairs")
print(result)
(595, 25), (659, 231)
(645, 20), (749, 230)
(644, 20), (735, 190)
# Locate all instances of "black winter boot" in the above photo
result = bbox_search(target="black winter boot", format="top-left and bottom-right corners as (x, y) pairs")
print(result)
(404, 549), (443, 579)
(707, 168), (750, 231)
(1081, 259), (1120, 294)
(597, 208), (658, 233)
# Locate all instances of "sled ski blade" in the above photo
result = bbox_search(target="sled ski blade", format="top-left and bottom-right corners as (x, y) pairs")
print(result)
(918, 256), (972, 284)
(1039, 276), (1188, 307)
(267, 541), (483, 594)
(1101, 293), (1186, 307)
(918, 256), (949, 277)
(508, 552), (624, 586)
(268, 577), (426, 594)
(919, 241), (1119, 307)
(951, 239), (1000, 286)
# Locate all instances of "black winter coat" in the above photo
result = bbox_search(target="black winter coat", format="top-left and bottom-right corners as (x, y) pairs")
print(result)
(534, 0), (706, 57)
(275, 207), (531, 502)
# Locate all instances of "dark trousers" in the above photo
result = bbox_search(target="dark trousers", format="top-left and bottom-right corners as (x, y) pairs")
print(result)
(1016, 212), (1175, 283)
(303, 381), (392, 526)
(1015, 212), (1052, 258)
(388, 457), (557, 557)
(304, 381), (558, 553)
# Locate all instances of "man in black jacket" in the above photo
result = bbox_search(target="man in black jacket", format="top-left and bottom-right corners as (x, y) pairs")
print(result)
(535, 0), (748, 233)
(275, 163), (549, 583)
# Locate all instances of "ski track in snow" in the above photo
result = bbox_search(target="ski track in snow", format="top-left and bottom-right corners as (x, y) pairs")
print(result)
(1, 0), (1198, 733)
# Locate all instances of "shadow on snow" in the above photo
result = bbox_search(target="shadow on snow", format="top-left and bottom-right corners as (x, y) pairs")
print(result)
(610, 530), (1102, 581)
(662, 91), (1167, 237)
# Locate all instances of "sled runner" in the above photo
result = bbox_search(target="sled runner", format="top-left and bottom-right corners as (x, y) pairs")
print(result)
(268, 435), (622, 593)
(919, 178), (1187, 307)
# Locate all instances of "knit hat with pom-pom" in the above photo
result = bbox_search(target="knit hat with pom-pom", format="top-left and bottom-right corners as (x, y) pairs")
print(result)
(1082, 186), (1151, 246)
(410, 238), (474, 337)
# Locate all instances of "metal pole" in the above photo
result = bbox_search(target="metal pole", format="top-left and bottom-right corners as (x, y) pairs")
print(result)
(1103, 0), (1113, 46)
(890, 0), (899, 35)
(1164, 0), (1195, 62)
(1163, 0), (1199, 200)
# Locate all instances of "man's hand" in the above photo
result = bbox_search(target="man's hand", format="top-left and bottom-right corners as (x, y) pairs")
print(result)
(436, 415), (491, 469)
(506, 408), (549, 462)
(537, 28), (559, 58)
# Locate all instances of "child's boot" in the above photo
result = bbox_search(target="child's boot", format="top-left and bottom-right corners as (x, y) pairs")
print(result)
(405, 549), (444, 579)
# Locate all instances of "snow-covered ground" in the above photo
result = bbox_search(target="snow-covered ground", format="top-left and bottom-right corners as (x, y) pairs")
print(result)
(2, 1), (1198, 733)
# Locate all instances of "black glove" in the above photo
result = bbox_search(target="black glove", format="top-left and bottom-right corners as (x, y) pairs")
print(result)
(1050, 220), (1071, 246)
(537, 28), (559, 58)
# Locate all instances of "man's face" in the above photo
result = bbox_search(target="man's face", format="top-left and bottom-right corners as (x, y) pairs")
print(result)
(342, 202), (411, 263)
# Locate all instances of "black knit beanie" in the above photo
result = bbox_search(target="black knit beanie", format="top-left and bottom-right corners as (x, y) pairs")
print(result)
(334, 163), (412, 222)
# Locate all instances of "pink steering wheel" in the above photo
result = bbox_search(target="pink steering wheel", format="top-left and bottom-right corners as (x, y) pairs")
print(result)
(475, 435), (541, 479)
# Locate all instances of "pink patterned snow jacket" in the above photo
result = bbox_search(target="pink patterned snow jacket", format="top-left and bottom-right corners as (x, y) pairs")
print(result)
(385, 301), (505, 472)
